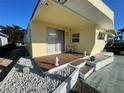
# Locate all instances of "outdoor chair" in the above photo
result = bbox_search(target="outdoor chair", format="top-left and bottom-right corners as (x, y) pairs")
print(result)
(66, 44), (74, 53)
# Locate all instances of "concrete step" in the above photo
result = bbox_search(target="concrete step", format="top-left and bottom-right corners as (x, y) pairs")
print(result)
(85, 54), (114, 71)
(70, 59), (86, 68)
(79, 65), (94, 80)
(95, 56), (114, 71)
(0, 58), (12, 67)
(0, 58), (12, 81)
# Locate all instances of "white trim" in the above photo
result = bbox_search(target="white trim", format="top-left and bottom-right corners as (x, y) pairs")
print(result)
(52, 65), (79, 93)
(31, 0), (48, 22)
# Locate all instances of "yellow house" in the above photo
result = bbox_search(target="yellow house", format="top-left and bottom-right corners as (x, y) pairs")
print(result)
(24, 0), (114, 58)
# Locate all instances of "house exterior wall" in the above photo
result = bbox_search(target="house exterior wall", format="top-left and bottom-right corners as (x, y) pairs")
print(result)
(30, 20), (71, 58)
(27, 20), (107, 57)
(24, 25), (32, 56)
(30, 21), (47, 58)
(0, 36), (8, 46)
(25, 20), (107, 57)
(90, 27), (107, 55)
(70, 25), (96, 55)
(70, 26), (107, 55)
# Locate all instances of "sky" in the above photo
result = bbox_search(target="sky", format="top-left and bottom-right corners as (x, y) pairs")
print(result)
(0, 0), (37, 29)
(0, 0), (124, 30)
(103, 0), (124, 30)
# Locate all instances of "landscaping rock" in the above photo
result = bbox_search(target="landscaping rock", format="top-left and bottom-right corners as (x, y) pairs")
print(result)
(0, 58), (75, 93)
(23, 66), (30, 74)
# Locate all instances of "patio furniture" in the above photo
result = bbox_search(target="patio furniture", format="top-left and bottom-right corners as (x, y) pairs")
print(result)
(66, 44), (74, 52)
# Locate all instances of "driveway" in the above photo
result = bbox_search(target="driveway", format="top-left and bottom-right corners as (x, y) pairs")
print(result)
(86, 55), (124, 93)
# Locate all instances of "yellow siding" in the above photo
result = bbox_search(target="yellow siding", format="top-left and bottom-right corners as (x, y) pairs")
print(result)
(29, 20), (107, 57)
(71, 25), (96, 55)
(70, 25), (107, 56)
(31, 21), (47, 58)
(30, 20), (107, 57)
(90, 27), (107, 55)
(30, 20), (71, 58)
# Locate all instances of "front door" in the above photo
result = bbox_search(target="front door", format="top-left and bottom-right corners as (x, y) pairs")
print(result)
(47, 28), (64, 54)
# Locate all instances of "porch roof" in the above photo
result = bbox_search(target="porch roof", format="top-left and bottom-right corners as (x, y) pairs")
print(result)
(63, 0), (114, 29)
(32, 0), (93, 29)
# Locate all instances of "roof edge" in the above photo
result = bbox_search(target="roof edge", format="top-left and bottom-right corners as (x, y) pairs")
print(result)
(30, 0), (41, 21)
(0, 32), (9, 38)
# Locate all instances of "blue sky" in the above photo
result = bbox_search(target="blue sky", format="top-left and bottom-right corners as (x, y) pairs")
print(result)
(0, 0), (123, 30)
(103, 0), (124, 30)
(0, 0), (37, 29)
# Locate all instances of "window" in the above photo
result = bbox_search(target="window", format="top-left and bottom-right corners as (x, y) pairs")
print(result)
(72, 33), (80, 43)
(98, 32), (105, 40)
(55, 0), (67, 4)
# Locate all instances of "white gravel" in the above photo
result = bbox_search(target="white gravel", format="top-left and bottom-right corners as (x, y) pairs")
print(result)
(0, 57), (75, 93)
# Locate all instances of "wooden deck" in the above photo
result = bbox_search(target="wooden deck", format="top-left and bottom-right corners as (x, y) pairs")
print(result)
(34, 53), (84, 71)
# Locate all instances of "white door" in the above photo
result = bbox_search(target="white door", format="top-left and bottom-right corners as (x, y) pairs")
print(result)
(47, 28), (64, 54)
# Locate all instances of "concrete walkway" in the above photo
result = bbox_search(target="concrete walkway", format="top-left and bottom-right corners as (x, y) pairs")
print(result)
(0, 58), (12, 73)
(86, 55), (124, 93)
(0, 58), (12, 81)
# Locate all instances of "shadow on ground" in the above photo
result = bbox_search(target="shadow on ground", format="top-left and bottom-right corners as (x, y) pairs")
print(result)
(0, 46), (29, 81)
(69, 78), (100, 93)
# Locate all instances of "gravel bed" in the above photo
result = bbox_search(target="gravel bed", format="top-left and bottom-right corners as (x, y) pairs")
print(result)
(0, 58), (75, 93)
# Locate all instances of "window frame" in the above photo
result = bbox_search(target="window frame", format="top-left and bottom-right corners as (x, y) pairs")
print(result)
(98, 32), (105, 40)
(72, 33), (80, 43)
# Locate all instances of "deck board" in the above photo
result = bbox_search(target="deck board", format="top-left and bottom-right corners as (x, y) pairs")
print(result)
(34, 53), (84, 71)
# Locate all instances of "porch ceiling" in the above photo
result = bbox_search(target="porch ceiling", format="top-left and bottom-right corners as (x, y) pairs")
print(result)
(34, 1), (92, 29)
(64, 0), (114, 30)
